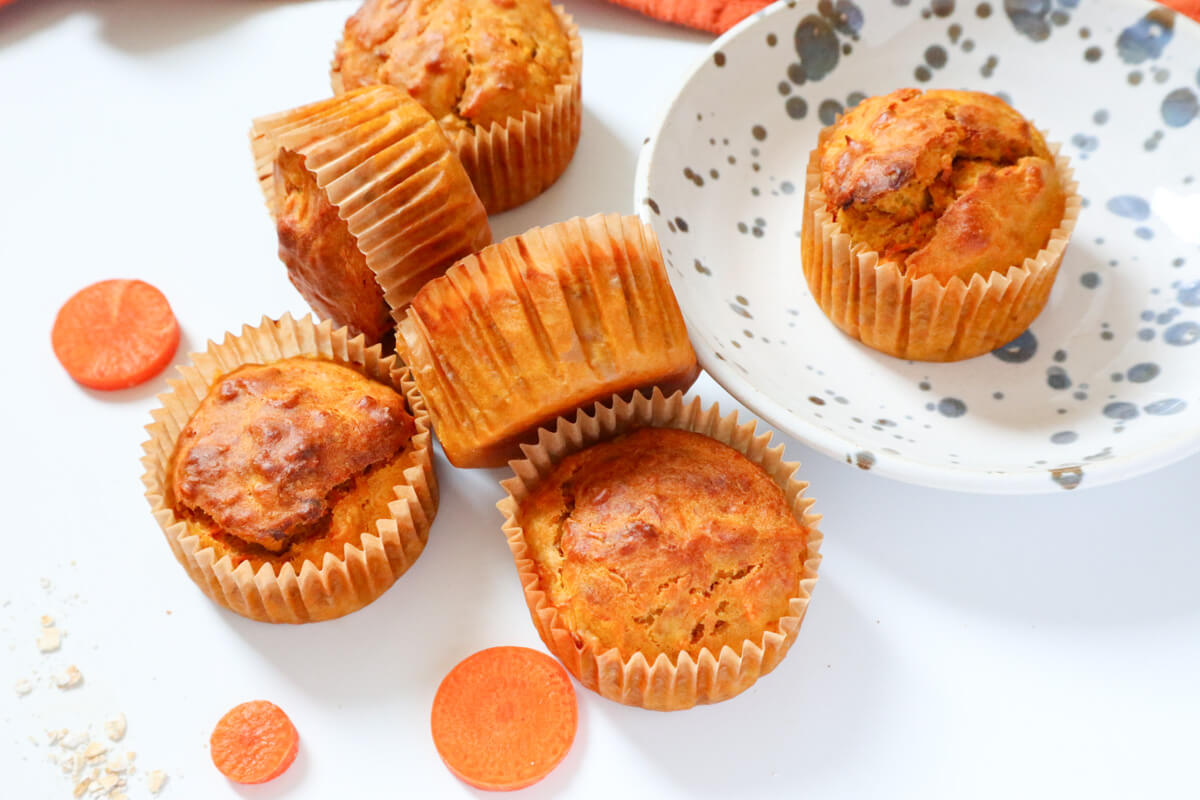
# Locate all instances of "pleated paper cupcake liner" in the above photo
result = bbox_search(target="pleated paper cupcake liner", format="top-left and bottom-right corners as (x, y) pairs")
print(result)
(498, 388), (823, 711)
(397, 213), (700, 468)
(141, 313), (438, 624)
(801, 140), (1081, 362)
(250, 87), (492, 325)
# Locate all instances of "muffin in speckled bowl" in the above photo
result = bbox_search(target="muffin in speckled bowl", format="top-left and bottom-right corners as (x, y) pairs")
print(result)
(332, 0), (583, 214)
(499, 389), (822, 711)
(801, 88), (1081, 362)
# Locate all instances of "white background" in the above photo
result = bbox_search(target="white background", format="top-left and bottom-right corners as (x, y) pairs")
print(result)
(2, 1), (1198, 798)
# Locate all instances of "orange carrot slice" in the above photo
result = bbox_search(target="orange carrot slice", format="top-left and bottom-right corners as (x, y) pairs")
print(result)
(210, 700), (299, 785)
(51, 279), (180, 391)
(431, 646), (578, 791)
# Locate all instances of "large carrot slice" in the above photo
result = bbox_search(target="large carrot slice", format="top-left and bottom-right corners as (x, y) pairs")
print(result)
(210, 700), (299, 785)
(51, 279), (180, 390)
(431, 646), (578, 791)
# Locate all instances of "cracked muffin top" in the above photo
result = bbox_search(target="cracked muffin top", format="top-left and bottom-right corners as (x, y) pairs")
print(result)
(332, 0), (573, 135)
(516, 427), (811, 660)
(818, 88), (1067, 284)
(169, 358), (415, 556)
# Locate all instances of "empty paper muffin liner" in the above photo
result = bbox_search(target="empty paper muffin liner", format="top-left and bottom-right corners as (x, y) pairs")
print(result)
(141, 313), (438, 623)
(396, 213), (700, 469)
(250, 86), (491, 321)
(498, 388), (823, 711)
(801, 140), (1081, 361)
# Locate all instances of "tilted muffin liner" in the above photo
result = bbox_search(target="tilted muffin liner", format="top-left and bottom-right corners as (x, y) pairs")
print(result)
(397, 213), (700, 468)
(141, 313), (439, 623)
(250, 86), (491, 321)
(498, 388), (823, 711)
(801, 139), (1081, 361)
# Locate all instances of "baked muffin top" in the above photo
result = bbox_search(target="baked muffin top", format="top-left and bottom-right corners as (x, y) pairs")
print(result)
(333, 0), (573, 135)
(170, 358), (415, 553)
(517, 428), (810, 660)
(273, 150), (391, 343)
(818, 88), (1066, 283)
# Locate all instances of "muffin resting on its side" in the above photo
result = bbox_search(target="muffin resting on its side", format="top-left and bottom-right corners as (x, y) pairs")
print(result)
(801, 87), (1079, 362)
(517, 428), (811, 661)
(170, 358), (415, 562)
(397, 214), (700, 468)
(331, 0), (583, 213)
(250, 86), (492, 344)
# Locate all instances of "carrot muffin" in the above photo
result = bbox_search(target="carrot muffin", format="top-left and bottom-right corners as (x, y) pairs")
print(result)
(331, 0), (583, 213)
(142, 315), (437, 623)
(500, 391), (823, 710)
(251, 86), (492, 344)
(397, 214), (700, 468)
(801, 88), (1079, 361)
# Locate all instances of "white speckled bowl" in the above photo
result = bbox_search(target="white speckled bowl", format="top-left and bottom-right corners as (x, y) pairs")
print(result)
(635, 0), (1200, 493)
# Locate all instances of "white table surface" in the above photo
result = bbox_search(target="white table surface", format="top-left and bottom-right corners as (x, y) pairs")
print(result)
(3, 1), (1198, 798)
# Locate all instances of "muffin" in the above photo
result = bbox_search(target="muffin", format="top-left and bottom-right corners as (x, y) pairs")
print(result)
(331, 0), (583, 213)
(801, 88), (1080, 361)
(250, 86), (492, 344)
(396, 214), (700, 468)
(142, 314), (438, 623)
(500, 389), (823, 710)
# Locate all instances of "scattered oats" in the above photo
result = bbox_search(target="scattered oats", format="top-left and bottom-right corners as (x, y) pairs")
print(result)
(84, 741), (107, 760)
(125, 751), (135, 762)
(103, 714), (126, 742)
(111, 794), (129, 800)
(15, 678), (33, 695)
(146, 769), (167, 793)
(106, 754), (128, 773)
(41, 577), (53, 590)
(38, 626), (62, 652)
(98, 773), (119, 791)
(56, 665), (83, 689)
(73, 752), (87, 778)
(62, 729), (89, 749)
(41, 614), (55, 627)
(72, 778), (90, 798)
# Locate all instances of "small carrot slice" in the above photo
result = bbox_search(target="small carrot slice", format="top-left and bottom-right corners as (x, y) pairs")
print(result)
(210, 700), (299, 785)
(51, 279), (180, 391)
(431, 646), (578, 792)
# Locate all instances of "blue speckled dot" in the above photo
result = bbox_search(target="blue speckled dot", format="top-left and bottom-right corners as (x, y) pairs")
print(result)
(938, 397), (967, 417)
(1103, 401), (1139, 420)
(1145, 398), (1187, 415)
(1051, 431), (1078, 445)
(1165, 321), (1199, 345)
(1138, 328), (1156, 341)
(1135, 226), (1154, 240)
(1106, 195), (1150, 220)
(1178, 281), (1200, 307)
(992, 329), (1037, 363)
(1080, 272), (1100, 288)
(1127, 362), (1160, 382)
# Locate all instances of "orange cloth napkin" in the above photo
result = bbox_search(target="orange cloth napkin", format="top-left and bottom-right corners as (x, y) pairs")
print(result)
(605, 0), (1199, 35)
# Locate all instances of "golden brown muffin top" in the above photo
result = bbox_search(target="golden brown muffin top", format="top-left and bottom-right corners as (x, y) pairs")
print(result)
(517, 428), (810, 660)
(333, 0), (573, 135)
(818, 88), (1066, 283)
(273, 150), (392, 343)
(170, 358), (415, 553)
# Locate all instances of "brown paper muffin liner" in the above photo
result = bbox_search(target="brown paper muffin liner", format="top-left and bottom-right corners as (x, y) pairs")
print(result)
(397, 214), (700, 468)
(498, 388), (823, 711)
(447, 4), (583, 214)
(801, 140), (1081, 361)
(250, 86), (491, 320)
(140, 314), (439, 624)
